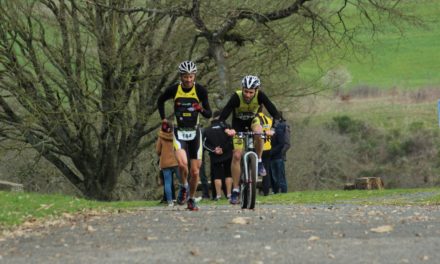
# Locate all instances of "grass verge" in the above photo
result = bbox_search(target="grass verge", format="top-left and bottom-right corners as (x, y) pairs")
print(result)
(2, 188), (440, 229)
(256, 188), (440, 206)
(0, 191), (156, 229)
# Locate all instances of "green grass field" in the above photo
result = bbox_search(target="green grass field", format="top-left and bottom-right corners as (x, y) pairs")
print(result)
(289, 95), (439, 130)
(299, 0), (440, 90)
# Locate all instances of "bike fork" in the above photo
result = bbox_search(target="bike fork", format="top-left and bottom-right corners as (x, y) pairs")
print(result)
(242, 151), (258, 183)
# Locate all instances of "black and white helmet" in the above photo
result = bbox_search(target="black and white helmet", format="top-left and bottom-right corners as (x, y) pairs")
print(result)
(178, 60), (197, 74)
(241, 75), (261, 89)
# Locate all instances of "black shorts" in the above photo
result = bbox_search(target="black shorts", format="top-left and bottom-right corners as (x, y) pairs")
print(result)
(231, 121), (248, 150)
(232, 118), (260, 150)
(173, 127), (202, 160)
(211, 159), (232, 180)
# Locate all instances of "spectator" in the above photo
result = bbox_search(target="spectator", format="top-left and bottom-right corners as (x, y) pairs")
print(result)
(199, 139), (211, 199)
(157, 170), (176, 203)
(270, 112), (290, 193)
(156, 121), (180, 206)
(203, 110), (233, 201)
(255, 108), (273, 196)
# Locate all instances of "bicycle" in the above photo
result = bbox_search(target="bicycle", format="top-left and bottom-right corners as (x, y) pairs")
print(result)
(235, 131), (265, 209)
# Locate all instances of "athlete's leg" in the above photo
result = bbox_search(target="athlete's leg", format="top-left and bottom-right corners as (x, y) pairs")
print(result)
(252, 123), (264, 160)
(224, 159), (233, 198)
(251, 122), (267, 176)
(186, 128), (203, 201)
(230, 130), (244, 204)
(175, 149), (189, 185)
(230, 149), (242, 204)
(225, 176), (233, 198)
(173, 131), (189, 187)
(231, 149), (242, 189)
(189, 158), (201, 198)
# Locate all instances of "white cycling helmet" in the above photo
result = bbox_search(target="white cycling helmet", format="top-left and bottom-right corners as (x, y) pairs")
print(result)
(178, 60), (197, 74)
(241, 75), (261, 89)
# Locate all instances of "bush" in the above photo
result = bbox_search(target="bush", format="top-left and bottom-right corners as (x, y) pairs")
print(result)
(330, 115), (373, 139)
(288, 116), (440, 191)
(287, 124), (361, 191)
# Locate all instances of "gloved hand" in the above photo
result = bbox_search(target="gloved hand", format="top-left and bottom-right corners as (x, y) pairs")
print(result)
(225, 128), (236, 137)
(266, 129), (275, 136)
(161, 119), (170, 132)
(192, 102), (203, 112)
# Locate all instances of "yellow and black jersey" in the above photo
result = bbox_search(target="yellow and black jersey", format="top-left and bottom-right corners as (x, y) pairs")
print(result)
(157, 83), (212, 129)
(234, 90), (260, 122)
(255, 112), (273, 151)
(218, 89), (280, 131)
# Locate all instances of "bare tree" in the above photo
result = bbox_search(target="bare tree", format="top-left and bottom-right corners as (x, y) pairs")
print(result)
(0, 0), (418, 200)
(0, 0), (190, 199)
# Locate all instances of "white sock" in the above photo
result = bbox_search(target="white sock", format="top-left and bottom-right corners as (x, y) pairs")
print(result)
(258, 158), (262, 162)
(233, 188), (240, 193)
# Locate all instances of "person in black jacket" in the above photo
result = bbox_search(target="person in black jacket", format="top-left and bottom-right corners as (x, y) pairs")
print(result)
(270, 112), (290, 193)
(203, 110), (233, 201)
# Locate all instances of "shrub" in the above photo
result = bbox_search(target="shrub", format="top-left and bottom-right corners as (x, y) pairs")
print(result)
(330, 115), (372, 137)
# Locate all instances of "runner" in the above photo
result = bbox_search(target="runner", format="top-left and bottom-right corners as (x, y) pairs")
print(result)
(157, 61), (212, 210)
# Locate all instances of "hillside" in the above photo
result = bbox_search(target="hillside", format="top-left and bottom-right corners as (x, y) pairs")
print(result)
(297, 0), (440, 90)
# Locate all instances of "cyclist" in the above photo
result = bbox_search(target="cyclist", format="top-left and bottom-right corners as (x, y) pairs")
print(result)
(157, 61), (212, 211)
(219, 75), (280, 204)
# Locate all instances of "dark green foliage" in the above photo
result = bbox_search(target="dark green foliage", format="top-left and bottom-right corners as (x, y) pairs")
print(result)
(331, 115), (360, 134)
(330, 115), (373, 139)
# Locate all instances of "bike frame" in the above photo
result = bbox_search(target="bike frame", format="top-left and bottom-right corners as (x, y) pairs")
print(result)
(242, 152), (258, 183)
(237, 131), (263, 209)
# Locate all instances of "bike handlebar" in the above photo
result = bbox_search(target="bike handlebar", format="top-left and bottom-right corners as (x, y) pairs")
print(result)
(235, 131), (267, 138)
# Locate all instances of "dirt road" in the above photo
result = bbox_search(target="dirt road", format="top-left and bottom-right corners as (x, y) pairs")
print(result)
(1, 203), (440, 263)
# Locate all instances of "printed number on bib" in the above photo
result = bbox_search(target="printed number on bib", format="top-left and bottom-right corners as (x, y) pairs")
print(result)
(177, 130), (197, 141)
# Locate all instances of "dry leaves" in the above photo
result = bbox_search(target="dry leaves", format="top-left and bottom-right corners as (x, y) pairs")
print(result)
(86, 225), (96, 232)
(190, 248), (200, 256)
(231, 217), (250, 225)
(370, 225), (393, 233)
(36, 204), (54, 211)
(308, 235), (320, 241)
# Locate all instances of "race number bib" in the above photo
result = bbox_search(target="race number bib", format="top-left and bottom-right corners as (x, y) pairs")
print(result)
(177, 130), (197, 141)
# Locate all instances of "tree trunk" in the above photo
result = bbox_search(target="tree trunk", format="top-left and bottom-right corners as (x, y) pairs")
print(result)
(209, 42), (232, 108)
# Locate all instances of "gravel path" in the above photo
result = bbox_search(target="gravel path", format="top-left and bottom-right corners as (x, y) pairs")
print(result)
(1, 203), (440, 263)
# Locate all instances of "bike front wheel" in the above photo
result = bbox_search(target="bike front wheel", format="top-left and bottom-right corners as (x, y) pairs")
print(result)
(240, 153), (257, 209)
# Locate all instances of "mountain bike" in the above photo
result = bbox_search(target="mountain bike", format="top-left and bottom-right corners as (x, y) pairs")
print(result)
(236, 131), (265, 209)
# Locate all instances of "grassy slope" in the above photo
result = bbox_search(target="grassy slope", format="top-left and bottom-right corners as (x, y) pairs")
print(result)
(299, 0), (440, 90)
(291, 1), (440, 130)
(349, 1), (440, 89)
(291, 96), (438, 130)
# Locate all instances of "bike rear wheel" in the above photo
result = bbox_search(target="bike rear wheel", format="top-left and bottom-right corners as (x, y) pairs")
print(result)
(240, 154), (257, 209)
